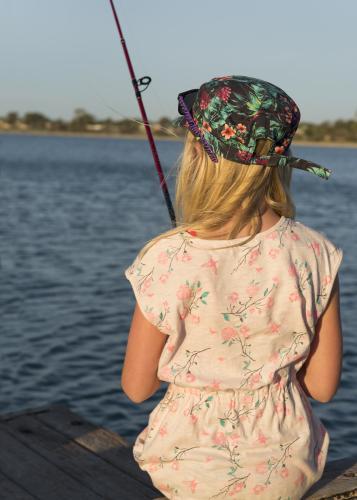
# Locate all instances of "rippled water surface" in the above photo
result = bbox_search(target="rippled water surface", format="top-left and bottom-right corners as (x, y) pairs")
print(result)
(1, 133), (356, 461)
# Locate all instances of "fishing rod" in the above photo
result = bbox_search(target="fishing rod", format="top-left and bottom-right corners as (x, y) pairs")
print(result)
(108, 0), (177, 227)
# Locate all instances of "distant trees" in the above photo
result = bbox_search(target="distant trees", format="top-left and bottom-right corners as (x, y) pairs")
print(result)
(6, 112), (18, 125)
(0, 109), (357, 142)
(23, 112), (48, 129)
(116, 118), (140, 134)
(69, 108), (96, 132)
(297, 120), (357, 143)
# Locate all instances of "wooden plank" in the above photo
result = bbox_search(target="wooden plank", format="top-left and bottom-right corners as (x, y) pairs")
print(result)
(0, 428), (98, 500)
(0, 471), (36, 500)
(35, 405), (159, 492)
(304, 455), (357, 499)
(2, 413), (156, 500)
(0, 405), (51, 422)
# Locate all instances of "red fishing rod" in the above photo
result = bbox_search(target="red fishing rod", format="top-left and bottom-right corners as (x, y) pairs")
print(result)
(108, 0), (176, 227)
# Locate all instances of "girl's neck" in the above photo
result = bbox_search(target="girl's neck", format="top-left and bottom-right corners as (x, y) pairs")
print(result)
(198, 207), (281, 240)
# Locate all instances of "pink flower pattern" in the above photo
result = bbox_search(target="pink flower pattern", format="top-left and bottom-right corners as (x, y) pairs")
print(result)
(125, 216), (342, 498)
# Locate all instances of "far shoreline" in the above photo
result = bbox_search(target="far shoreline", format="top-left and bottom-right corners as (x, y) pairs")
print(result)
(1, 129), (357, 149)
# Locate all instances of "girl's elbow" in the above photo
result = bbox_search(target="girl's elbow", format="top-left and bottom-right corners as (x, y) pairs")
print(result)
(312, 377), (341, 403)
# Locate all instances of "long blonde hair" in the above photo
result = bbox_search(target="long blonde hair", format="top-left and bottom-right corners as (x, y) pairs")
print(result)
(136, 132), (295, 260)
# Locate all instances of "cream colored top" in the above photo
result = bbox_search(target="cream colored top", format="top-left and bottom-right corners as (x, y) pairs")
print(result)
(124, 216), (343, 499)
(124, 216), (343, 392)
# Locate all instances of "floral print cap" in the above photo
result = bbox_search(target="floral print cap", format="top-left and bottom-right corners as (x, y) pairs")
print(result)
(174, 75), (332, 180)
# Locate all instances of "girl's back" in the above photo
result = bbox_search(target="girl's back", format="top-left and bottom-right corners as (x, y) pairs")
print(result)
(122, 75), (343, 499)
(125, 214), (342, 499)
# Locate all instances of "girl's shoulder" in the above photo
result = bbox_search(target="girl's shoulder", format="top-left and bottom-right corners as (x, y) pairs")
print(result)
(289, 219), (343, 272)
(290, 218), (341, 252)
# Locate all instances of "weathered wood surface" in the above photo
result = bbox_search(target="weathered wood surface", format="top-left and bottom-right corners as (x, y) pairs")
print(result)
(0, 405), (162, 499)
(304, 455), (357, 499)
(0, 405), (356, 500)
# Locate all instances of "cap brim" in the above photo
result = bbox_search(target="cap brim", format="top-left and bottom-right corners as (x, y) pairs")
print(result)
(253, 153), (332, 180)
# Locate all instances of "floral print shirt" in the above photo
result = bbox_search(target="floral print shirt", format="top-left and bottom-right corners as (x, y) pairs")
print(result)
(124, 215), (343, 499)
(124, 216), (343, 393)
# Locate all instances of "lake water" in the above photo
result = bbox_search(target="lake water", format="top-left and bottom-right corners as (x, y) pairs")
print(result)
(1, 133), (356, 461)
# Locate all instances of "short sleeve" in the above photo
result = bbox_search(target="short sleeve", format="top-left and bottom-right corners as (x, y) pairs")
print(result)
(124, 244), (175, 336)
(316, 237), (343, 321)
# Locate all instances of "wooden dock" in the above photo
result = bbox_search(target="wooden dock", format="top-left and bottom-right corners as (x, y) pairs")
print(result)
(0, 405), (356, 499)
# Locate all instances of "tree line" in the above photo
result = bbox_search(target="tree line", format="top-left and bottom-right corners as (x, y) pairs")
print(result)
(1, 108), (357, 142)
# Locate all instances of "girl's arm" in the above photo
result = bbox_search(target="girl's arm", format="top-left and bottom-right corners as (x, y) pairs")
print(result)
(297, 274), (343, 403)
(121, 302), (168, 403)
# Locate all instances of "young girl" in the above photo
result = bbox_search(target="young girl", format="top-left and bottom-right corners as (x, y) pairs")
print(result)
(122, 75), (343, 500)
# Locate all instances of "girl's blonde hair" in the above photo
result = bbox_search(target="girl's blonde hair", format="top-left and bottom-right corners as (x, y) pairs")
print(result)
(137, 132), (295, 260)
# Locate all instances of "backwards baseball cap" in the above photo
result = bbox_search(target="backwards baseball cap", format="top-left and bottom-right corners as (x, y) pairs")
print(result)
(174, 75), (331, 180)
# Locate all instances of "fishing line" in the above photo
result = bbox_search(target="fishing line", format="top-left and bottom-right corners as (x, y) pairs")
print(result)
(86, 85), (180, 138)
(83, 84), (182, 187)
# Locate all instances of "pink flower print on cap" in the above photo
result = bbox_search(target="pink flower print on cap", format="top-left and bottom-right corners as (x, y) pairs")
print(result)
(221, 123), (236, 140)
(202, 121), (212, 133)
(199, 90), (210, 109)
(216, 86), (231, 102)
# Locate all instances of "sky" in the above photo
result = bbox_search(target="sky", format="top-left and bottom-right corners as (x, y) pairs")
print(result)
(1, 0), (357, 124)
